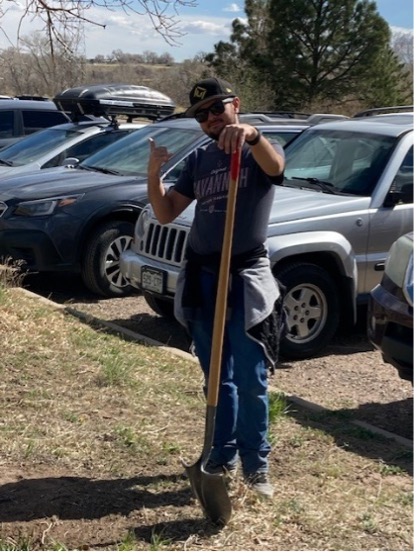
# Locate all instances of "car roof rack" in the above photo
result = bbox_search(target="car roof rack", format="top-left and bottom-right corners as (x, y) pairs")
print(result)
(238, 112), (349, 123)
(353, 105), (414, 118)
(15, 95), (50, 101)
(156, 111), (310, 124)
(240, 112), (311, 124)
(0, 95), (51, 101)
(158, 110), (349, 125)
(53, 83), (176, 123)
(157, 111), (189, 121)
(306, 113), (350, 124)
(241, 111), (311, 119)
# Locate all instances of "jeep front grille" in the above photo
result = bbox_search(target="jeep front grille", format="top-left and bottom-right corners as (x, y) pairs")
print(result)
(140, 222), (188, 265)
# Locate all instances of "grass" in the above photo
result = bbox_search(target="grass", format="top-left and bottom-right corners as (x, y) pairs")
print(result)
(0, 284), (413, 551)
(0, 537), (33, 551)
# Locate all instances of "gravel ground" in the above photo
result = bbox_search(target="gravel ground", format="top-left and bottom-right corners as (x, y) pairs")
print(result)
(25, 273), (413, 441)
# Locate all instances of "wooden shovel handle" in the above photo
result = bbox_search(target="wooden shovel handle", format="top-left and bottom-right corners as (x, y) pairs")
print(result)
(206, 149), (242, 407)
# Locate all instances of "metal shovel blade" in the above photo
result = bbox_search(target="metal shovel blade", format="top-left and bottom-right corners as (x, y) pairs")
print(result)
(182, 457), (232, 527)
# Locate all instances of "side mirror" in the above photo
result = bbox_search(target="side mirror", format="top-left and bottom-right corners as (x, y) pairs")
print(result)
(62, 157), (80, 167)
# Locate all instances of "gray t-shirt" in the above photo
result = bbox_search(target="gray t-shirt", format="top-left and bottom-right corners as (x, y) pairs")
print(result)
(174, 140), (284, 256)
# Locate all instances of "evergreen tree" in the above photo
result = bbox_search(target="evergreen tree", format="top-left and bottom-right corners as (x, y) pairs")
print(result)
(205, 1), (277, 111)
(266, 0), (407, 109)
(206, 0), (409, 112)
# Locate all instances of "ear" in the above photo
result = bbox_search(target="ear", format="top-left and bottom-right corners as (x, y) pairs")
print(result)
(232, 96), (240, 114)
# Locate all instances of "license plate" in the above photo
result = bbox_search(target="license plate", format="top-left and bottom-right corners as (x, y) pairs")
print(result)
(141, 266), (166, 294)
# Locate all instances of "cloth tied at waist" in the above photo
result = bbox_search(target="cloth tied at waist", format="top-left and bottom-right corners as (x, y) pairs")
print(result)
(179, 243), (287, 372)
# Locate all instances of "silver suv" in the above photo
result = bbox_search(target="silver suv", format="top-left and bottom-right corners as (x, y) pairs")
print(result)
(121, 110), (414, 360)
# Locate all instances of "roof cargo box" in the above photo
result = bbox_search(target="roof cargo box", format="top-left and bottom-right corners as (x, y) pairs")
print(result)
(53, 84), (176, 120)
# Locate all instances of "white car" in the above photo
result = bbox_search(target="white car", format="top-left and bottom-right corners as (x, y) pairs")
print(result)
(0, 118), (146, 178)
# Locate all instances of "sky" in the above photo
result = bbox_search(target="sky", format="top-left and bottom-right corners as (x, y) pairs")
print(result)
(0, 0), (414, 62)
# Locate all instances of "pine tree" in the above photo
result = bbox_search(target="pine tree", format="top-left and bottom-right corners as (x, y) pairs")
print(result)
(206, 0), (409, 112)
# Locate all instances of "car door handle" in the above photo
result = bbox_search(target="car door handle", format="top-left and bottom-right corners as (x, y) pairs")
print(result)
(375, 262), (385, 271)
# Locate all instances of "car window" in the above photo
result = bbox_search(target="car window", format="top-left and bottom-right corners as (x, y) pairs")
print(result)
(22, 110), (68, 135)
(0, 128), (82, 166)
(163, 129), (301, 182)
(164, 158), (185, 182)
(0, 110), (14, 138)
(333, 137), (395, 195)
(81, 125), (203, 176)
(392, 146), (414, 204)
(264, 130), (301, 146)
(284, 129), (396, 195)
(285, 134), (336, 179)
(42, 129), (135, 168)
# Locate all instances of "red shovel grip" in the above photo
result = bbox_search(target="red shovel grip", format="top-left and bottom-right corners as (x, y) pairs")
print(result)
(230, 149), (241, 181)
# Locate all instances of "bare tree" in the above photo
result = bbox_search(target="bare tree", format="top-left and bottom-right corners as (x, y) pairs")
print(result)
(1, 1), (197, 56)
(0, 0), (196, 63)
(391, 30), (414, 69)
(0, 30), (87, 95)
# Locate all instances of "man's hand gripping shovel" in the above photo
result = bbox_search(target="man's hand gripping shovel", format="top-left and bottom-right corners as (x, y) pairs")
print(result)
(182, 148), (242, 527)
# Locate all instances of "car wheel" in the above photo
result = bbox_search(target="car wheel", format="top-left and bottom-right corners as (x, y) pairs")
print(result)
(143, 291), (175, 319)
(274, 262), (340, 359)
(82, 220), (135, 297)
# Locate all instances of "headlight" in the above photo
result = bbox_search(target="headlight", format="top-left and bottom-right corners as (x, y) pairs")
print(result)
(13, 195), (84, 217)
(134, 206), (152, 239)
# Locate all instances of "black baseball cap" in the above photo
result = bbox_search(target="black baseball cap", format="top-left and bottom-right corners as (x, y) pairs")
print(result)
(185, 77), (236, 117)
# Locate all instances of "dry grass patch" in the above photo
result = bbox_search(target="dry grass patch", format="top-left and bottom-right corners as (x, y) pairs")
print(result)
(0, 286), (413, 551)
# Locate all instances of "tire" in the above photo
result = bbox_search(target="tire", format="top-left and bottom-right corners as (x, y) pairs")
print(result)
(274, 262), (340, 359)
(81, 220), (135, 297)
(143, 291), (175, 319)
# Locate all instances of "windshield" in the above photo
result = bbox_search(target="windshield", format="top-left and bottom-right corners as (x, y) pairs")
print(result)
(0, 127), (84, 166)
(283, 128), (396, 196)
(80, 124), (203, 176)
(264, 129), (302, 146)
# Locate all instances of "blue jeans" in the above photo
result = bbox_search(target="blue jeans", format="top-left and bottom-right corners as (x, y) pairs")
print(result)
(189, 269), (271, 476)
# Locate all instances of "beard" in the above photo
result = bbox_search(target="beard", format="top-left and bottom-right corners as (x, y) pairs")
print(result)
(205, 121), (224, 141)
(207, 130), (221, 141)
(204, 112), (237, 140)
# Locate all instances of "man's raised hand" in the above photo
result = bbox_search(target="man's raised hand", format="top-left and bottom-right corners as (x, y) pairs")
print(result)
(148, 138), (172, 177)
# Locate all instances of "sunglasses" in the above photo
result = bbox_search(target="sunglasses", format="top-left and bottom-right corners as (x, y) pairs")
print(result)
(194, 98), (234, 123)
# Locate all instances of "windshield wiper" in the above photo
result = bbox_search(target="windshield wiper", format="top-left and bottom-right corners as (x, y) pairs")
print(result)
(291, 176), (337, 194)
(0, 158), (13, 166)
(81, 164), (121, 175)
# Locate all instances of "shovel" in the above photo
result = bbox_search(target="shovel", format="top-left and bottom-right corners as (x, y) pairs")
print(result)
(183, 148), (242, 527)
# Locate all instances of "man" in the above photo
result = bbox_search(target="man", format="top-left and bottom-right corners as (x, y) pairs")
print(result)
(147, 77), (285, 498)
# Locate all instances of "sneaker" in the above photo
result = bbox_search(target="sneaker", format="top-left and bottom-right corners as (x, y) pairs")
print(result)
(245, 472), (274, 498)
(205, 460), (238, 477)
(180, 461), (237, 480)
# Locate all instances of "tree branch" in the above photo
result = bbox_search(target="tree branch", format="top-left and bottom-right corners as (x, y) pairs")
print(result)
(2, 1), (198, 49)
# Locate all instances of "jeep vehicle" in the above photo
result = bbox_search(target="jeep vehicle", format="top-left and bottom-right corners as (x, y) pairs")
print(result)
(120, 111), (414, 360)
(0, 97), (70, 147)
(0, 111), (313, 297)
